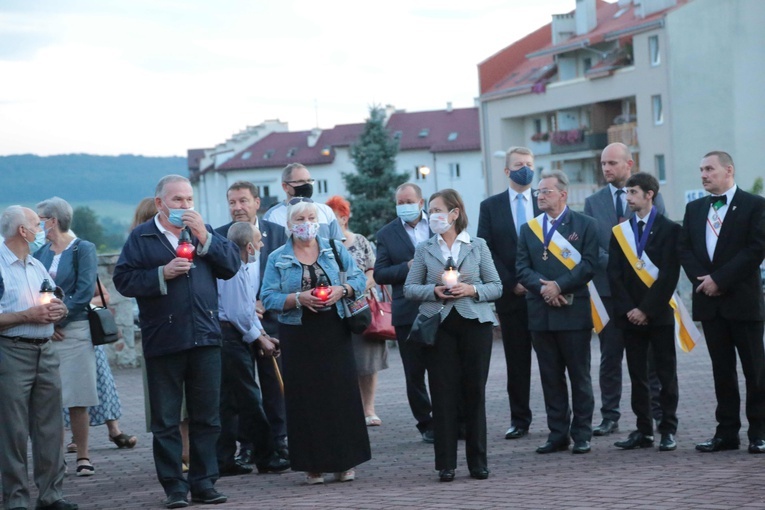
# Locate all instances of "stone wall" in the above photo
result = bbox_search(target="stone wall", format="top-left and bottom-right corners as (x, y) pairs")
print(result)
(97, 253), (141, 368)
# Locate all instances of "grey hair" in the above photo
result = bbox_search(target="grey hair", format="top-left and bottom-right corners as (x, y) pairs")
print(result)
(285, 201), (318, 237)
(540, 169), (569, 191)
(227, 222), (256, 249)
(155, 175), (191, 198)
(0, 205), (30, 239)
(281, 163), (307, 183)
(36, 196), (73, 232)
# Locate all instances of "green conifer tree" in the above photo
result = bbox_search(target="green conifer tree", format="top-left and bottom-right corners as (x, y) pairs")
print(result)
(344, 105), (409, 240)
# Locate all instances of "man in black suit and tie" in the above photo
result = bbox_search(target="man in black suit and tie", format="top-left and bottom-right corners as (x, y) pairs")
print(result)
(374, 183), (435, 443)
(607, 172), (680, 452)
(585, 142), (666, 437)
(215, 181), (290, 465)
(478, 146), (539, 440)
(517, 170), (599, 454)
(679, 150), (765, 454)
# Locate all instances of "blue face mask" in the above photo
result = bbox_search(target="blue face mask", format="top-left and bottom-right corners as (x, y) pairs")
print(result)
(396, 203), (421, 223)
(163, 203), (193, 228)
(509, 165), (534, 186)
(28, 228), (46, 253)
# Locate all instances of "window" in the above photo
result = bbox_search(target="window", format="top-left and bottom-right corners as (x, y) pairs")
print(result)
(447, 132), (458, 141)
(316, 180), (328, 194)
(286, 147), (298, 158)
(649, 35), (660, 66)
(533, 119), (542, 134)
(263, 149), (275, 160)
(583, 57), (592, 73)
(262, 185), (270, 196)
(241, 151), (252, 160)
(418, 128), (429, 138)
(652, 95), (664, 125)
(415, 166), (426, 180)
(655, 155), (666, 182)
(449, 163), (460, 179)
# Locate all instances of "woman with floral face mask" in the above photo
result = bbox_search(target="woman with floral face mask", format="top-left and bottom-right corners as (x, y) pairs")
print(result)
(260, 199), (371, 485)
(404, 189), (503, 483)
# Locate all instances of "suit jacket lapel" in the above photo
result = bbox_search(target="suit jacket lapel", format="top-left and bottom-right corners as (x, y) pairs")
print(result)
(456, 240), (475, 268)
(392, 219), (416, 256)
(502, 192), (518, 242)
(693, 200), (712, 265)
(713, 189), (740, 259)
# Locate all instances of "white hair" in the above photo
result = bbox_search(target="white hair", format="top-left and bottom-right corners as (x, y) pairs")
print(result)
(285, 201), (318, 237)
(0, 205), (29, 239)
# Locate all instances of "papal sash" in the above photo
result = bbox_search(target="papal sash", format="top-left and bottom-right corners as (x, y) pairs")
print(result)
(612, 221), (699, 352)
(528, 214), (609, 334)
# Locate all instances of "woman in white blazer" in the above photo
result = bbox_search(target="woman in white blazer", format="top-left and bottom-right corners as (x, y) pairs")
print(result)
(404, 188), (502, 482)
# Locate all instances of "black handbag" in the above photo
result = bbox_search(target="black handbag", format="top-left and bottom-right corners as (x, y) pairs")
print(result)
(330, 239), (372, 334)
(407, 306), (443, 347)
(72, 240), (119, 345)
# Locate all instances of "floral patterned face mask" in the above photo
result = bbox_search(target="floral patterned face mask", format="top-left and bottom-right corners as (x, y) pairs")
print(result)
(290, 221), (320, 241)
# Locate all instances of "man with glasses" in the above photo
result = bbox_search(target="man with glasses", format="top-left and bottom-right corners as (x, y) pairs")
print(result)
(263, 163), (342, 240)
(516, 170), (599, 455)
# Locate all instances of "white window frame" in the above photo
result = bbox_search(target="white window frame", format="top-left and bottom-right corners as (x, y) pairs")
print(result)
(652, 95), (664, 125)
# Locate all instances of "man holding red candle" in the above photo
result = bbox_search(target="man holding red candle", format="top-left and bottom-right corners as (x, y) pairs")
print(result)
(114, 175), (240, 509)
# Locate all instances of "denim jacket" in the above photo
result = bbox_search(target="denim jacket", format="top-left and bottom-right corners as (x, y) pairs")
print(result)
(261, 236), (367, 325)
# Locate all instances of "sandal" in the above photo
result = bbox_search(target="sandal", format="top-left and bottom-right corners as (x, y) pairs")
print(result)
(365, 415), (382, 427)
(67, 438), (78, 453)
(109, 433), (138, 449)
(76, 458), (95, 477)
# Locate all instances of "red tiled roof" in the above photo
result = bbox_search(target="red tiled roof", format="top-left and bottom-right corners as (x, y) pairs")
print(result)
(386, 108), (480, 154)
(315, 123), (365, 148)
(218, 130), (334, 171)
(187, 148), (207, 171)
(479, 0), (688, 97)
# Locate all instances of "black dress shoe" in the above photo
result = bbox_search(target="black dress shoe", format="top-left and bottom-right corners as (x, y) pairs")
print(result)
(191, 488), (227, 504)
(572, 440), (591, 454)
(219, 460), (253, 476)
(235, 448), (255, 465)
(469, 468), (490, 480)
(536, 440), (569, 454)
(438, 469), (455, 482)
(256, 453), (291, 473)
(505, 426), (529, 440)
(659, 433), (677, 451)
(593, 419), (619, 437)
(421, 430), (435, 444)
(614, 431), (654, 450)
(36, 500), (79, 510)
(748, 439), (765, 453)
(695, 437), (740, 452)
(163, 493), (189, 509)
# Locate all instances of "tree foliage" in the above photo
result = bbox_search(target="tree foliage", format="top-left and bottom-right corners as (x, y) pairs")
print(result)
(344, 105), (409, 240)
(751, 177), (763, 196)
(72, 206), (106, 250)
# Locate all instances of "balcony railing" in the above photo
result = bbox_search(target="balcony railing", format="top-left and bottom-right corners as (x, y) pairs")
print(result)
(550, 130), (608, 155)
(607, 122), (638, 146)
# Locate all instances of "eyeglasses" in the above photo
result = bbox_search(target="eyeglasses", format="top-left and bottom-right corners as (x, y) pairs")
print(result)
(284, 179), (315, 186)
(288, 197), (314, 205)
(533, 189), (559, 197)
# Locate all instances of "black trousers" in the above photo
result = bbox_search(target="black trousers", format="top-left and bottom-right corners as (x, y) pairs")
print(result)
(532, 329), (594, 444)
(217, 328), (276, 468)
(249, 312), (287, 444)
(597, 297), (624, 423)
(426, 310), (493, 471)
(395, 324), (433, 433)
(498, 308), (533, 430)
(702, 318), (765, 442)
(623, 325), (678, 436)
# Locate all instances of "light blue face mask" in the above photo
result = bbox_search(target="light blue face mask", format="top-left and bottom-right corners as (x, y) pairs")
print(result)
(163, 203), (193, 228)
(396, 203), (421, 223)
(28, 228), (46, 253)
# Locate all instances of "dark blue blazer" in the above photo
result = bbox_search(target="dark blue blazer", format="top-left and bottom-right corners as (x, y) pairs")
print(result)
(373, 217), (433, 327)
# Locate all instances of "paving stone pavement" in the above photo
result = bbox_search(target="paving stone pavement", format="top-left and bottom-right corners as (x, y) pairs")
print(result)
(15, 335), (765, 509)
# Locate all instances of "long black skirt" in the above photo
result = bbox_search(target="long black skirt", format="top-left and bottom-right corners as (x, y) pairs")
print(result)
(279, 309), (371, 473)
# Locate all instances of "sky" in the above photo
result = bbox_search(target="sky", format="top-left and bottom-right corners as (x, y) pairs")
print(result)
(0, 0), (578, 157)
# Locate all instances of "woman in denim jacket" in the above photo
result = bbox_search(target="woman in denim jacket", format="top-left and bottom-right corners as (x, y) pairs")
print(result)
(261, 199), (370, 485)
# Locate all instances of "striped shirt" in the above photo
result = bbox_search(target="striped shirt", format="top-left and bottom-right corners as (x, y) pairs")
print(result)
(0, 242), (55, 338)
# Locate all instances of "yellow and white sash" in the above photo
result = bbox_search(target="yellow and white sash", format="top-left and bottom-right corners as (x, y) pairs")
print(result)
(528, 214), (609, 334)
(612, 221), (700, 352)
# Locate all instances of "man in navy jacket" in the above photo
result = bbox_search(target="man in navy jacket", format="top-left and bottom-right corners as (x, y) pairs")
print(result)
(114, 175), (239, 509)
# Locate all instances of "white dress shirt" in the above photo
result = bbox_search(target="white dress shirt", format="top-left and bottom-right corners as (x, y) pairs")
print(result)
(402, 212), (430, 248)
(508, 187), (534, 232)
(706, 184), (737, 260)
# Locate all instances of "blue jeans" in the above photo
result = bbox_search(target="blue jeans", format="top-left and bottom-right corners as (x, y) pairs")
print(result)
(145, 346), (221, 496)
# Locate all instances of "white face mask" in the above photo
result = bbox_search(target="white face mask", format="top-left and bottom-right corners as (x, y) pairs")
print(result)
(429, 211), (454, 235)
(247, 243), (260, 264)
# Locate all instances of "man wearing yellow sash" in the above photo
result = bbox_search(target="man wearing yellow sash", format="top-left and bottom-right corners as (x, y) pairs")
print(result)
(607, 173), (681, 452)
(517, 170), (599, 455)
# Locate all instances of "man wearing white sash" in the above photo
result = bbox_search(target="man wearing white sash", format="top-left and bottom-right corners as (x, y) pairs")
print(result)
(679, 151), (765, 454)
(607, 173), (681, 452)
(517, 170), (599, 455)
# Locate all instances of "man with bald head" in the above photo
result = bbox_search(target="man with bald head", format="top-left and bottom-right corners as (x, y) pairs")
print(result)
(0, 206), (77, 510)
(585, 143), (665, 437)
(679, 151), (765, 453)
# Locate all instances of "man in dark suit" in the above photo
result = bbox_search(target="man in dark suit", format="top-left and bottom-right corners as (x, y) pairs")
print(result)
(478, 146), (539, 440)
(678, 150), (765, 454)
(374, 183), (435, 443)
(517, 170), (598, 454)
(608, 172), (680, 452)
(585, 142), (665, 437)
(215, 181), (290, 463)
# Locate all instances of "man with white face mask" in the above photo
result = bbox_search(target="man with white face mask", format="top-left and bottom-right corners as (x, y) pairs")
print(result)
(216, 222), (290, 476)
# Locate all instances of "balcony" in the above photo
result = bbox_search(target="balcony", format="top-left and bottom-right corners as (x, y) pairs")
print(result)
(607, 122), (638, 146)
(550, 129), (608, 155)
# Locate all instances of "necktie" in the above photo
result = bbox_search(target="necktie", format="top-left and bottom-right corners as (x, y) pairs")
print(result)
(515, 194), (527, 236)
(710, 194), (727, 210)
(638, 220), (645, 238)
(615, 189), (625, 220)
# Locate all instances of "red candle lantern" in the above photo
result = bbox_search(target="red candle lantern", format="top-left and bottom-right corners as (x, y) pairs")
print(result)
(176, 228), (195, 261)
(312, 275), (331, 302)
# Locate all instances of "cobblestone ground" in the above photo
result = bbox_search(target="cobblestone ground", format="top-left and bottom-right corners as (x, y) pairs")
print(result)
(14, 335), (765, 509)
